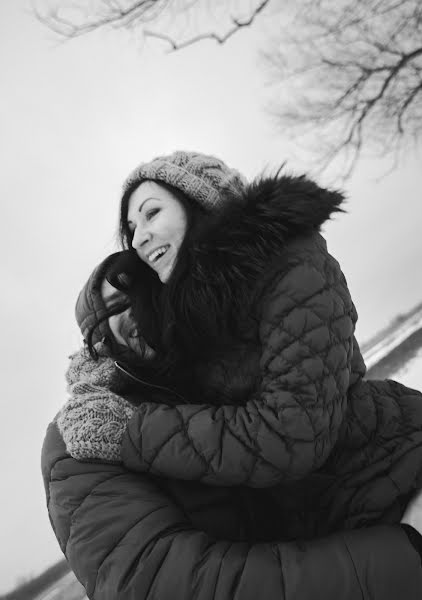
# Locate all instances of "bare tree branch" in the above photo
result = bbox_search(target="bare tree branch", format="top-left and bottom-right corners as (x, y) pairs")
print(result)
(34, 0), (271, 45)
(143, 0), (271, 51)
(397, 81), (422, 133)
(34, 1), (175, 38)
(264, 0), (422, 177)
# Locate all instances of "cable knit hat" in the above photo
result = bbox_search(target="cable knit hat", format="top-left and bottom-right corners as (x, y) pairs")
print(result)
(122, 151), (248, 211)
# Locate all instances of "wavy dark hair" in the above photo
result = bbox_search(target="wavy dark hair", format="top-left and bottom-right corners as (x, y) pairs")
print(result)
(87, 180), (243, 392)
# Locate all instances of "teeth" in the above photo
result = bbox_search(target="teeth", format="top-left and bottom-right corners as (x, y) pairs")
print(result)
(148, 245), (169, 263)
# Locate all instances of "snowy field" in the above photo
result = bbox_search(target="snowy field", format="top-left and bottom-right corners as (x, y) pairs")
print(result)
(364, 310), (422, 370)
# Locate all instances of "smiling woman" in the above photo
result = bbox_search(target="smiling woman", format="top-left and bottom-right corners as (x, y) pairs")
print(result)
(42, 150), (422, 600)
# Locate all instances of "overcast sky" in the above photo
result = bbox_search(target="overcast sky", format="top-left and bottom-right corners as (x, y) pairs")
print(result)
(1, 0), (422, 592)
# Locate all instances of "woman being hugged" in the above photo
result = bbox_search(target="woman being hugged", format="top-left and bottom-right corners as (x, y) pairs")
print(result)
(42, 151), (422, 599)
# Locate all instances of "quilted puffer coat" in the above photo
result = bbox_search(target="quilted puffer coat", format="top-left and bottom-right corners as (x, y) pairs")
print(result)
(42, 174), (422, 599)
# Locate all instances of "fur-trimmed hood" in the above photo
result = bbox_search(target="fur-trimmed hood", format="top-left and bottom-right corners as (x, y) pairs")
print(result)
(186, 171), (345, 285)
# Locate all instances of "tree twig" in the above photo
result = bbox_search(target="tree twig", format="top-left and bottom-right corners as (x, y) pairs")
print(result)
(143, 0), (271, 51)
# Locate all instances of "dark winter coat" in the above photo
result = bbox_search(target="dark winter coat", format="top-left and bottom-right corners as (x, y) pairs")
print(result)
(42, 174), (422, 599)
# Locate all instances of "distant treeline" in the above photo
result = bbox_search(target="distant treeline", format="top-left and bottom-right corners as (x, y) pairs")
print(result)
(366, 328), (422, 380)
(0, 559), (69, 600)
(361, 300), (422, 354)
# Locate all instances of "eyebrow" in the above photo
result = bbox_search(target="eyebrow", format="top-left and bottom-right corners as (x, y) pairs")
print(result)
(127, 197), (160, 225)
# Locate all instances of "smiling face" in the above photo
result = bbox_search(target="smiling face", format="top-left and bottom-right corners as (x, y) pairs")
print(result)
(127, 181), (189, 283)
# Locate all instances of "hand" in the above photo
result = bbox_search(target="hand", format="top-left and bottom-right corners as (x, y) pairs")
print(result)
(59, 343), (135, 462)
(401, 488), (422, 535)
(66, 343), (119, 389)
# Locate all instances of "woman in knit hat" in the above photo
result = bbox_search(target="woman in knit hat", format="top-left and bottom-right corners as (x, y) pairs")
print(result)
(42, 151), (422, 599)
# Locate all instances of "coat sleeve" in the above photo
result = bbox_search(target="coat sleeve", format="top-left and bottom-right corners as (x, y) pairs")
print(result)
(122, 250), (355, 486)
(42, 421), (422, 600)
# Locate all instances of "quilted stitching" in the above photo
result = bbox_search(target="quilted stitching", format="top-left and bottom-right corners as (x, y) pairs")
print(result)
(121, 238), (355, 487)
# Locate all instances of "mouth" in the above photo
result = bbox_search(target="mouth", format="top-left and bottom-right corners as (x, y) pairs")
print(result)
(147, 244), (170, 265)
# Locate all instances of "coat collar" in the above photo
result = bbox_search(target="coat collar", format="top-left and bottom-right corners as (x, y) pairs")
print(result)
(189, 172), (345, 274)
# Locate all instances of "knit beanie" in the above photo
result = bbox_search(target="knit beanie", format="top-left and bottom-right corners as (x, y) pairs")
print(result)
(122, 151), (248, 211)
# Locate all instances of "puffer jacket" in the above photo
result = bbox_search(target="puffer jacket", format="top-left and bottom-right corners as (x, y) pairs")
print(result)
(42, 174), (422, 599)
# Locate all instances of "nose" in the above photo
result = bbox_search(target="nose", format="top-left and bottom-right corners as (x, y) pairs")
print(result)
(131, 227), (151, 250)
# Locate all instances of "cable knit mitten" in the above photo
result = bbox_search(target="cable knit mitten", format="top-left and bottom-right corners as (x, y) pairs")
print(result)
(57, 344), (135, 463)
(65, 342), (124, 391)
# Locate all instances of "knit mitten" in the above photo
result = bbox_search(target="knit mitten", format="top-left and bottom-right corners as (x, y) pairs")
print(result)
(57, 344), (135, 463)
(65, 341), (124, 391)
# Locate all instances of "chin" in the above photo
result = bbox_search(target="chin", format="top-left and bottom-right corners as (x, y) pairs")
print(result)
(159, 259), (175, 284)
(158, 268), (170, 284)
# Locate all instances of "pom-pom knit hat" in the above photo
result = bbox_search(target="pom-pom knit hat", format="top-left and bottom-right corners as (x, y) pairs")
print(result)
(122, 151), (248, 212)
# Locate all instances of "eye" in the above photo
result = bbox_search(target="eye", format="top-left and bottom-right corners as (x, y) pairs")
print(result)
(146, 208), (160, 221)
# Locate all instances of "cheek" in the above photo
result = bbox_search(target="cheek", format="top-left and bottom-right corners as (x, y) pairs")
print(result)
(169, 220), (187, 242)
(178, 213), (188, 239)
(175, 227), (187, 245)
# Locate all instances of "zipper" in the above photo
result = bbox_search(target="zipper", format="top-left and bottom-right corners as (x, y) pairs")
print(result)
(114, 360), (189, 404)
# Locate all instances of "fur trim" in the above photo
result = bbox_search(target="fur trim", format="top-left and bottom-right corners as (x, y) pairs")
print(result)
(190, 172), (344, 274)
(182, 172), (345, 316)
